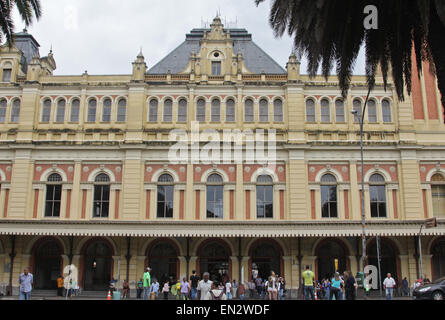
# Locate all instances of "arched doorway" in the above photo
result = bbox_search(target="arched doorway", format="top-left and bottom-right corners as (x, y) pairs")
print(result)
(249, 240), (283, 280)
(33, 239), (63, 290)
(367, 238), (399, 289)
(147, 241), (179, 285)
(198, 240), (230, 283)
(431, 237), (445, 280)
(316, 239), (348, 280)
(82, 240), (113, 291)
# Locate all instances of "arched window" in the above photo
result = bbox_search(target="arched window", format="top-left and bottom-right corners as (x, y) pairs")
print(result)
(274, 99), (283, 122)
(45, 173), (63, 217)
(196, 98), (206, 122)
(431, 174), (445, 218)
(211, 99), (220, 122)
(163, 99), (173, 122)
(321, 174), (338, 218)
(87, 99), (97, 122)
(335, 99), (345, 122)
(70, 99), (80, 122)
(368, 100), (377, 123)
(117, 99), (127, 122)
(178, 99), (188, 122)
(157, 174), (174, 218)
(10, 99), (20, 123)
(382, 99), (392, 123)
(306, 99), (315, 122)
(148, 99), (158, 122)
(369, 173), (387, 218)
(320, 99), (330, 122)
(0, 98), (7, 123)
(55, 100), (66, 123)
(93, 173), (110, 218)
(226, 98), (235, 122)
(259, 99), (269, 122)
(244, 99), (254, 122)
(102, 98), (112, 122)
(207, 174), (223, 219)
(42, 99), (52, 122)
(256, 175), (273, 219)
(353, 99), (362, 123)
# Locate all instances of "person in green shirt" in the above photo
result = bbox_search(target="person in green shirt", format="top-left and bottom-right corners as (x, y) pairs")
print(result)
(143, 267), (152, 300)
(302, 265), (315, 300)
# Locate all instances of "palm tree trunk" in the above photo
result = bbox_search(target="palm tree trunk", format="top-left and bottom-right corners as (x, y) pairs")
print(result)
(428, 6), (445, 119)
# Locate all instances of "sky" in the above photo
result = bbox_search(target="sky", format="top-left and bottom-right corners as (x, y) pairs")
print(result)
(12, 0), (366, 76)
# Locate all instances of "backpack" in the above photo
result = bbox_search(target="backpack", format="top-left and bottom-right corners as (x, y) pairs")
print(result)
(209, 290), (224, 300)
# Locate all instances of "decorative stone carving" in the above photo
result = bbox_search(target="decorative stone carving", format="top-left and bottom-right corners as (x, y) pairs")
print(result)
(195, 166), (201, 173)
(83, 166), (89, 173)
(68, 166), (74, 173)
(342, 166), (348, 173)
(228, 166), (235, 173)
(278, 166), (284, 173)
(309, 167), (316, 173)
(36, 166), (42, 172)
(146, 166), (152, 173)
(180, 166), (186, 173)
(244, 166), (251, 173)
(390, 166), (396, 173)
(115, 167), (121, 173)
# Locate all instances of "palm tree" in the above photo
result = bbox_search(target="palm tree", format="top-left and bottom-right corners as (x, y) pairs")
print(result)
(0, 0), (41, 46)
(255, 0), (445, 111)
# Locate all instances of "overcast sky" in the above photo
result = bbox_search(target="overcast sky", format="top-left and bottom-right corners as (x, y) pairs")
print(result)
(13, 0), (366, 76)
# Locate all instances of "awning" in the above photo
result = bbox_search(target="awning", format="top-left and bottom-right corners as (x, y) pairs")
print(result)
(0, 220), (444, 238)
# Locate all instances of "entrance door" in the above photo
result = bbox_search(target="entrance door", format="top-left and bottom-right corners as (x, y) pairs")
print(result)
(316, 240), (347, 280)
(199, 242), (229, 282)
(34, 241), (62, 290)
(432, 238), (445, 280)
(251, 242), (281, 280)
(148, 242), (178, 285)
(368, 239), (398, 289)
(83, 241), (112, 291)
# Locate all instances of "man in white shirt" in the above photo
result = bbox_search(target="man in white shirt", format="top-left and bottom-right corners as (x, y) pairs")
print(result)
(197, 272), (213, 300)
(383, 273), (396, 300)
(225, 281), (232, 299)
(204, 281), (227, 300)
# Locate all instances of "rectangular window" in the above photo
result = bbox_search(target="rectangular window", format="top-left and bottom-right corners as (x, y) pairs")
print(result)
(245, 101), (254, 122)
(196, 100), (206, 122)
(226, 100), (235, 122)
(370, 185), (387, 218)
(432, 185), (445, 218)
(87, 102), (97, 122)
(117, 106), (126, 122)
(256, 186), (273, 218)
(157, 185), (174, 218)
(306, 102), (315, 123)
(149, 103), (158, 122)
(274, 101), (283, 122)
(212, 61), (221, 76)
(321, 185), (338, 218)
(178, 100), (187, 122)
(45, 185), (62, 217)
(2, 69), (11, 82)
(335, 101), (345, 122)
(70, 101), (80, 122)
(206, 186), (223, 218)
(93, 185), (110, 218)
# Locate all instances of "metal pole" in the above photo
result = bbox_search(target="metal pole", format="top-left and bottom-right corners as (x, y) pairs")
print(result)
(376, 236), (383, 298)
(418, 224), (424, 282)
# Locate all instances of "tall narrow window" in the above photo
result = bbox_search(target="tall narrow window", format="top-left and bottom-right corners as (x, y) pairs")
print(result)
(117, 99), (127, 122)
(256, 175), (273, 219)
(244, 99), (254, 122)
(2, 68), (11, 82)
(149, 99), (158, 122)
(306, 99), (315, 122)
(259, 99), (269, 122)
(87, 99), (97, 123)
(353, 99), (362, 123)
(0, 98), (7, 123)
(321, 174), (338, 218)
(320, 99), (330, 122)
(178, 99), (188, 122)
(196, 99), (206, 122)
(163, 99), (173, 122)
(274, 99), (283, 122)
(335, 99), (345, 122)
(212, 61), (221, 76)
(226, 99), (235, 122)
(211, 99), (220, 122)
(55, 100), (66, 123)
(70, 99), (80, 122)
(45, 173), (62, 217)
(102, 98), (112, 122)
(93, 173), (110, 218)
(368, 100), (377, 123)
(431, 174), (445, 218)
(10, 99), (20, 123)
(382, 99), (392, 123)
(42, 99), (52, 122)
(157, 174), (174, 218)
(369, 173), (387, 218)
(206, 174), (223, 219)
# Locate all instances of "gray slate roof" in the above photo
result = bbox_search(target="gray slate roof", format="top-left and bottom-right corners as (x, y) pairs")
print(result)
(148, 28), (286, 75)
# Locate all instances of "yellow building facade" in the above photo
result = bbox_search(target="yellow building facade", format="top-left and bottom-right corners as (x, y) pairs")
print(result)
(0, 17), (444, 296)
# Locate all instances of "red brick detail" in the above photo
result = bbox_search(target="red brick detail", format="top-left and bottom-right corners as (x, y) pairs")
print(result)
(230, 190), (234, 220)
(114, 190), (120, 220)
(146, 190), (151, 219)
(358, 164), (398, 182)
(195, 190), (200, 220)
(33, 189), (39, 219)
(66, 189), (71, 219)
(279, 190), (285, 220)
(180, 190), (185, 220)
(145, 165), (186, 183)
(81, 164), (122, 183)
(0, 164), (11, 181)
(246, 190), (251, 220)
(411, 50), (425, 120)
(392, 190), (398, 219)
(419, 164), (440, 182)
(308, 164), (350, 182)
(194, 165), (236, 183)
(243, 165), (285, 182)
(311, 190), (316, 219)
(422, 189), (428, 219)
(423, 61), (439, 120)
(3, 189), (9, 218)
(81, 190), (87, 219)
(344, 190), (349, 220)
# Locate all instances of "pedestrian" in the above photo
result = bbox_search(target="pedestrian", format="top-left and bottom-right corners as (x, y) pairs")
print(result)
(143, 267), (151, 300)
(248, 279), (256, 300)
(18, 267), (33, 300)
(205, 281), (226, 300)
(150, 278), (160, 300)
(238, 282), (246, 300)
(402, 277), (409, 297)
(197, 272), (213, 300)
(302, 265), (315, 300)
(255, 277), (263, 299)
(162, 280), (170, 300)
(189, 270), (200, 300)
(344, 271), (357, 300)
(267, 271), (278, 300)
(122, 279), (130, 299)
(137, 278), (143, 299)
(278, 277), (286, 300)
(174, 280), (181, 299)
(225, 279), (232, 300)
(383, 273), (396, 300)
(330, 272), (342, 300)
(232, 279), (238, 299)
(322, 278), (330, 300)
(57, 275), (64, 297)
(180, 277), (190, 300)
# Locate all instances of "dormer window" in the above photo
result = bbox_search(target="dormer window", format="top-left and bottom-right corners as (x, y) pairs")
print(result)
(2, 68), (11, 82)
(212, 61), (221, 76)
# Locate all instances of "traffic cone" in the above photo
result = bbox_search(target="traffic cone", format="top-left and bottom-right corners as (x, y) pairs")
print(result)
(107, 290), (112, 300)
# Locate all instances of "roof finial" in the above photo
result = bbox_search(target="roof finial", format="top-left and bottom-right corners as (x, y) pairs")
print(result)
(49, 44), (53, 54)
